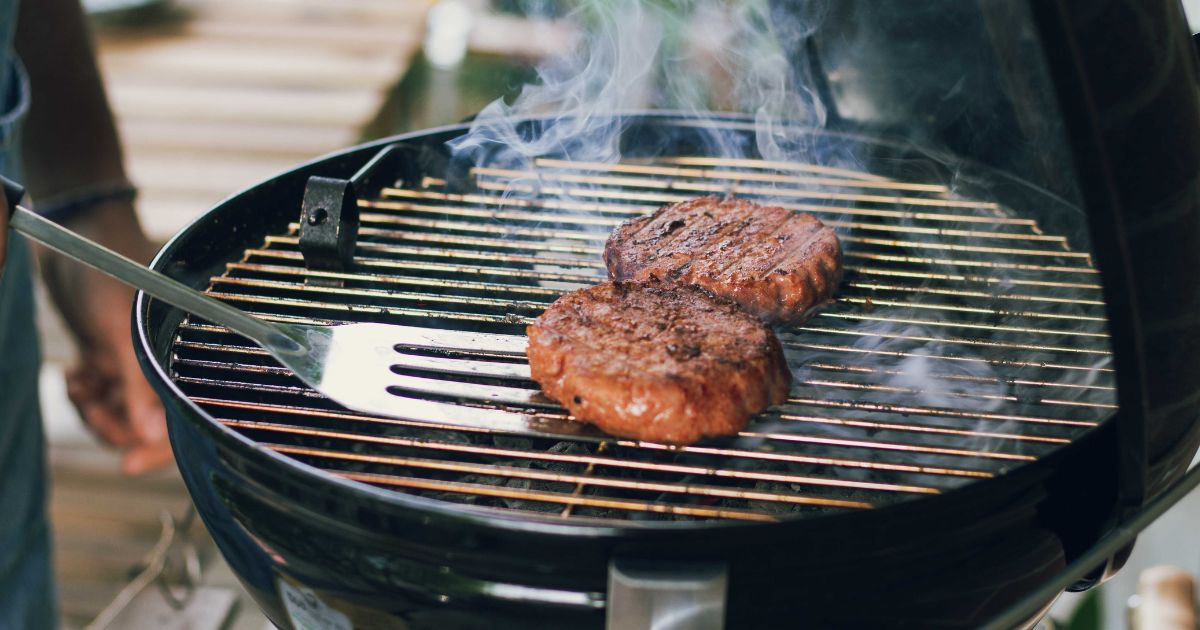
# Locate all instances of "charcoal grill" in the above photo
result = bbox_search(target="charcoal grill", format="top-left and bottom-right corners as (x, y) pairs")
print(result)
(134, 117), (1130, 629)
(132, 0), (1200, 627)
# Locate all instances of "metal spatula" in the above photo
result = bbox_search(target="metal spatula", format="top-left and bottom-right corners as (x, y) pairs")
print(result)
(2, 176), (593, 438)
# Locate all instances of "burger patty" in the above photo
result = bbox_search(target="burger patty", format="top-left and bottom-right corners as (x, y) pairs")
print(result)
(526, 281), (792, 444)
(604, 196), (842, 324)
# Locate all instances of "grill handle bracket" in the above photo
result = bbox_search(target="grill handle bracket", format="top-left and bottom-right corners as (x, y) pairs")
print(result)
(298, 176), (359, 282)
(298, 143), (454, 282)
(606, 558), (728, 630)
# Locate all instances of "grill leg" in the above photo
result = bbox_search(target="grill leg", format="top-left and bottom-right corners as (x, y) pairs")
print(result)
(606, 559), (728, 630)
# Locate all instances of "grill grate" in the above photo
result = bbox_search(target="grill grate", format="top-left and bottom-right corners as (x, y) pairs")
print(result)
(168, 154), (1115, 524)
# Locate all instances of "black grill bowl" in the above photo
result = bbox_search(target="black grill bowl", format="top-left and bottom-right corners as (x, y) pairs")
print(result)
(134, 115), (1194, 629)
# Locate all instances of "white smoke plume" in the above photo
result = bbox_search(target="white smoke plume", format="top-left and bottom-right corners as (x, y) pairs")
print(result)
(443, 0), (1115, 472)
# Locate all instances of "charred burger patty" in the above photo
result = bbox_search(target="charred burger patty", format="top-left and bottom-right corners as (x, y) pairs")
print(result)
(604, 195), (842, 324)
(526, 281), (791, 444)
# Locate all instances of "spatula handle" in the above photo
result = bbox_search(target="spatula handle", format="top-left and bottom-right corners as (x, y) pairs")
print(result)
(2, 174), (24, 212)
(5, 189), (295, 352)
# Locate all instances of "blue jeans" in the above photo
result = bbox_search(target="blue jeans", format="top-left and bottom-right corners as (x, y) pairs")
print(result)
(0, 48), (57, 629)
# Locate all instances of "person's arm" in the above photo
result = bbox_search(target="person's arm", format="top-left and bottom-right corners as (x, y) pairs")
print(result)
(15, 0), (171, 474)
(0, 195), (7, 274)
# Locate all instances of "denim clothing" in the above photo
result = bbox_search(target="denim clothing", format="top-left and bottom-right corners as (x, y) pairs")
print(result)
(0, 1), (57, 627)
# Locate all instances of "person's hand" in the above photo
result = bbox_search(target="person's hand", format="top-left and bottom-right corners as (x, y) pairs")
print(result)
(39, 202), (172, 474)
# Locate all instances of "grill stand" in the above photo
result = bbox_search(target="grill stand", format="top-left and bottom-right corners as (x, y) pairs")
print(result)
(606, 559), (729, 630)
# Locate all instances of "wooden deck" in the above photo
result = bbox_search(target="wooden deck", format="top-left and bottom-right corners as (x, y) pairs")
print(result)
(96, 0), (433, 242)
(41, 1), (431, 626)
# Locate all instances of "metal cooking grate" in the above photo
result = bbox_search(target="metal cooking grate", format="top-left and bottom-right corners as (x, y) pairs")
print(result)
(168, 153), (1116, 524)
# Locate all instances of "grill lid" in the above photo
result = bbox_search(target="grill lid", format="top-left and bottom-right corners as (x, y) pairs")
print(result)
(166, 130), (1115, 526)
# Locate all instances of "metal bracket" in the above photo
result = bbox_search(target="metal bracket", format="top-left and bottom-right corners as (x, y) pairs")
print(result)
(297, 143), (458, 285)
(606, 558), (728, 630)
(298, 176), (359, 281)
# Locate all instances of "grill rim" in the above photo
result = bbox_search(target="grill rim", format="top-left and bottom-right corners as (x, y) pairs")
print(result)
(134, 111), (1118, 536)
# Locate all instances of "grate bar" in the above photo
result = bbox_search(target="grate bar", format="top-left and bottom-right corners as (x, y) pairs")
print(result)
(476, 165), (944, 191)
(183, 369), (1036, 463)
(207, 275), (1110, 346)
(224, 262), (571, 296)
(174, 355), (1111, 428)
(521, 159), (951, 192)
(198, 286), (1109, 358)
(846, 251), (1096, 274)
(273, 232), (1111, 309)
(272, 229), (1100, 275)
(355, 212), (1096, 260)
(173, 342), (1114, 400)
(203, 291), (524, 325)
(220, 263), (1106, 333)
(777, 414), (1069, 445)
(471, 179), (1004, 211)
(739, 432), (1036, 461)
(642, 156), (896, 180)
(175, 339), (1085, 445)
(835, 297), (1105, 323)
(789, 327), (1109, 356)
(212, 417), (992, 479)
(245, 246), (1103, 299)
(385, 187), (652, 216)
(238, 251), (602, 282)
(816, 312), (1107, 339)
(336, 471), (781, 522)
(794, 377), (1115, 411)
(208, 414), (942, 493)
(787, 397), (1099, 428)
(805, 362), (1114, 394)
(367, 197), (1060, 244)
(848, 267), (1101, 290)
(843, 235), (1091, 260)
(841, 282), (1103, 305)
(369, 192), (1055, 243)
(409, 181), (1042, 231)
(269, 444), (874, 509)
(171, 343), (1108, 427)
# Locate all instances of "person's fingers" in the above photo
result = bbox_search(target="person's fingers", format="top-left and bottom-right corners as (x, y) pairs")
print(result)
(117, 344), (166, 445)
(64, 365), (100, 403)
(121, 440), (174, 476)
(79, 400), (137, 447)
(65, 367), (136, 447)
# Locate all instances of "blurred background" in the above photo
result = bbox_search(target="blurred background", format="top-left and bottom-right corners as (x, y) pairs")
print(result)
(35, 0), (1200, 627)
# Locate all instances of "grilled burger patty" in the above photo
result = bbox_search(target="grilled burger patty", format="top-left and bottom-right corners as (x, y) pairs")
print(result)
(526, 281), (791, 444)
(605, 196), (842, 324)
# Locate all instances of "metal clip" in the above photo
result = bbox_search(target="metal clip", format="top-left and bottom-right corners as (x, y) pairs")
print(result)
(298, 142), (456, 284)
(299, 176), (359, 284)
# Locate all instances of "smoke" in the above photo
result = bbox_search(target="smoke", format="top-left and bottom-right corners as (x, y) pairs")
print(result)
(448, 0), (829, 170)
(447, 0), (660, 169)
(435, 0), (1116, 499)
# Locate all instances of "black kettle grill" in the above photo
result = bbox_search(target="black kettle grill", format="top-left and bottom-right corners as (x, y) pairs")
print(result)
(133, 0), (1200, 627)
